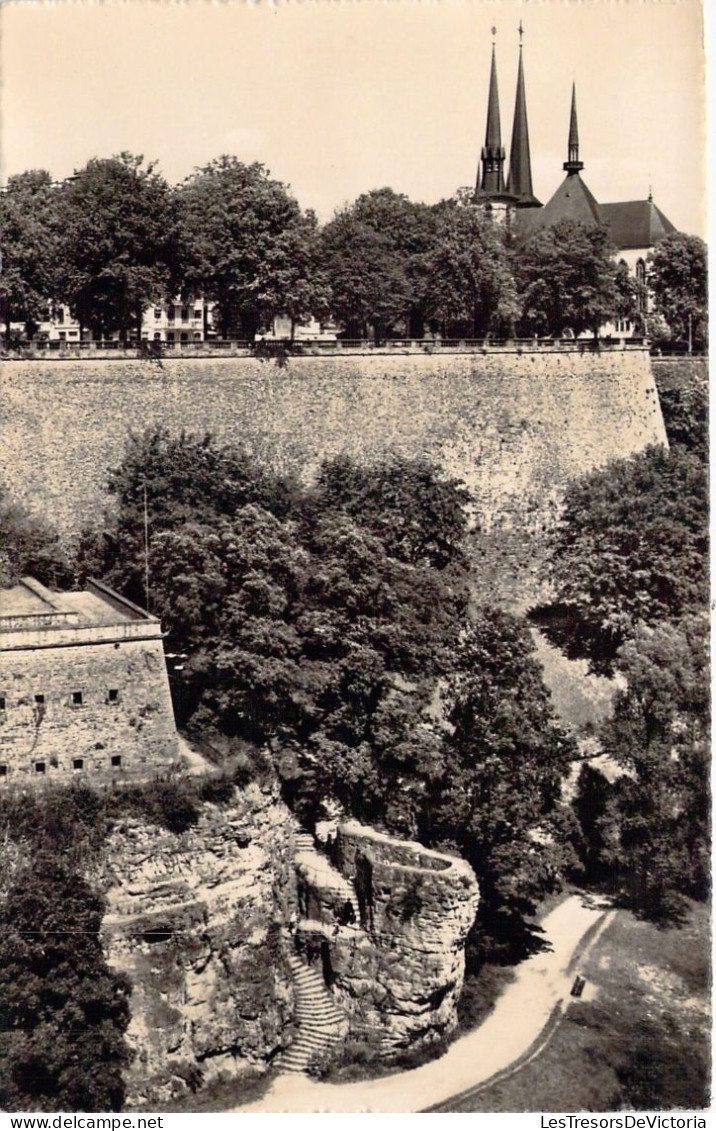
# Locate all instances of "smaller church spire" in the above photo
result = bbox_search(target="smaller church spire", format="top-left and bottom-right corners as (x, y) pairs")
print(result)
(563, 82), (584, 174)
(477, 30), (507, 196)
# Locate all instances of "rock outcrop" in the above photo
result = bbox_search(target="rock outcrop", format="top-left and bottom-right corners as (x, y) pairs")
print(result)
(295, 820), (479, 1056)
(96, 781), (297, 1106)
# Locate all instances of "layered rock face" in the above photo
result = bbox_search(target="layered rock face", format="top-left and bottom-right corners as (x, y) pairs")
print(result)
(96, 782), (297, 1106)
(296, 821), (479, 1055)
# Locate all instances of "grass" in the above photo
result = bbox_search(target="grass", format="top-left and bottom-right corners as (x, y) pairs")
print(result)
(442, 899), (710, 1112)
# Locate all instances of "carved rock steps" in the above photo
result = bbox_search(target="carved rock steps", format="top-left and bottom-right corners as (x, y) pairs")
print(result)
(278, 955), (347, 1075)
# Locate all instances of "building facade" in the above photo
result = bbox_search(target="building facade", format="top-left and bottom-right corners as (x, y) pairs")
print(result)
(0, 577), (179, 783)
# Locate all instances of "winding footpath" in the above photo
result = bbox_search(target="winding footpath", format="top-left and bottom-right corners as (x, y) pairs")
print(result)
(235, 893), (616, 1114)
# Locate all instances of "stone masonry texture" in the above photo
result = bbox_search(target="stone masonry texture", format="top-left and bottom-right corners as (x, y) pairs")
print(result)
(0, 636), (178, 781)
(1, 351), (666, 544)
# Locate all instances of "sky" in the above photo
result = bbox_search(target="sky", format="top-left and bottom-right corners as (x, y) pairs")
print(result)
(0, 0), (707, 237)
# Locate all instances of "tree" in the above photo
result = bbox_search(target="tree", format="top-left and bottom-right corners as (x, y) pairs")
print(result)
(0, 171), (60, 339)
(176, 157), (325, 340)
(575, 616), (710, 920)
(647, 233), (707, 353)
(55, 154), (178, 342)
(320, 209), (412, 340)
(0, 484), (71, 589)
(423, 191), (520, 339)
(536, 444), (708, 672)
(0, 859), (130, 1111)
(517, 219), (619, 338)
(348, 189), (438, 337)
(433, 609), (576, 956)
(305, 454), (470, 570)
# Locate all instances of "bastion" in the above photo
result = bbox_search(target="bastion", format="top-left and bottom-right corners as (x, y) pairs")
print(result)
(0, 576), (179, 782)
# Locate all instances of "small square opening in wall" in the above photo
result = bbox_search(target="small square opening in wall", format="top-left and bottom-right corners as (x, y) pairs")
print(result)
(111, 755), (122, 769)
(35, 761), (46, 775)
(35, 694), (45, 705)
(0, 696), (5, 711)
(108, 689), (119, 703)
(0, 765), (7, 777)
(73, 758), (84, 771)
(72, 691), (83, 706)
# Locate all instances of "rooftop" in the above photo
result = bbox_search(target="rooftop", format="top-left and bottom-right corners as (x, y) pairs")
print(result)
(0, 577), (157, 632)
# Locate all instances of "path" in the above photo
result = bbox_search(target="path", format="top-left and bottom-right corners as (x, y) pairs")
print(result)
(234, 892), (615, 1113)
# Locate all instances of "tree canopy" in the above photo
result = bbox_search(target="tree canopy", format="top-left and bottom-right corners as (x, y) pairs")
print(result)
(0, 171), (60, 338)
(55, 154), (179, 342)
(517, 219), (620, 338)
(647, 233), (708, 353)
(0, 859), (130, 1111)
(535, 443), (708, 672)
(176, 157), (327, 339)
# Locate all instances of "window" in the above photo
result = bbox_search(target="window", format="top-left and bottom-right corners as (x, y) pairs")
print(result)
(194, 308), (202, 320)
(0, 765), (7, 778)
(154, 308), (162, 319)
(153, 332), (161, 342)
(180, 332), (188, 343)
(181, 306), (189, 322)
(167, 307), (175, 322)
(108, 688), (119, 703)
(35, 761), (46, 775)
(35, 694), (45, 706)
(0, 696), (5, 711)
(111, 755), (122, 768)
(73, 758), (84, 771)
(72, 691), (83, 706)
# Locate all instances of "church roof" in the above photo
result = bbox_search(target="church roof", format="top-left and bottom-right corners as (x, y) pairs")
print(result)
(515, 171), (601, 239)
(598, 199), (677, 250)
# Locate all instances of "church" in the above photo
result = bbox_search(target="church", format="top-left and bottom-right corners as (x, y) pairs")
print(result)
(475, 28), (677, 336)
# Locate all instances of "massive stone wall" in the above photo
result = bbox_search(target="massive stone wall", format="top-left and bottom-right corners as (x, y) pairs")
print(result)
(1, 351), (666, 547)
(0, 635), (179, 781)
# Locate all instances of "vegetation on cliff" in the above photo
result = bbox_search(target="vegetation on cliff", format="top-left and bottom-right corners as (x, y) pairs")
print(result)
(538, 364), (709, 922)
(76, 430), (575, 958)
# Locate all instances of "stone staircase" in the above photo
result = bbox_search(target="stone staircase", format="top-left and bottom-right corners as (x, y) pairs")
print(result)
(278, 954), (347, 1075)
(295, 832), (361, 926)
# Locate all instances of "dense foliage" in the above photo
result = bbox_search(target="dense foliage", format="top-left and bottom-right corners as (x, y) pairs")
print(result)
(541, 366), (709, 921)
(55, 154), (180, 342)
(574, 616), (709, 921)
(0, 860), (131, 1111)
(80, 431), (575, 951)
(0, 483), (71, 589)
(516, 220), (622, 339)
(2, 155), (657, 343)
(535, 444), (708, 672)
(647, 233), (708, 353)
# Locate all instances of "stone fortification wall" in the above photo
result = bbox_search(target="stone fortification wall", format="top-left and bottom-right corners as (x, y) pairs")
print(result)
(1, 351), (665, 547)
(296, 820), (479, 1054)
(97, 782), (297, 1107)
(0, 635), (179, 781)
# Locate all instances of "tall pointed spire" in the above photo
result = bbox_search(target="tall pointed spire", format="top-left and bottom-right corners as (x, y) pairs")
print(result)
(506, 22), (541, 207)
(476, 28), (507, 196)
(563, 82), (584, 174)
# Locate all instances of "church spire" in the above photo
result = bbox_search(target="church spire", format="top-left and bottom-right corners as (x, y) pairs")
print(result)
(563, 82), (584, 174)
(477, 29), (507, 196)
(506, 22), (541, 207)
